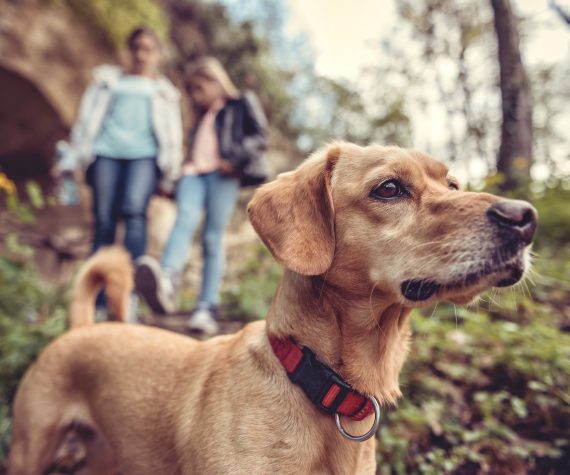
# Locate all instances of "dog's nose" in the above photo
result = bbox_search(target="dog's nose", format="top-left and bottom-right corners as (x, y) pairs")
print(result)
(486, 199), (538, 244)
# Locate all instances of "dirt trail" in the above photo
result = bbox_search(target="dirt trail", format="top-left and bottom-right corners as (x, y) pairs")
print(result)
(142, 313), (246, 338)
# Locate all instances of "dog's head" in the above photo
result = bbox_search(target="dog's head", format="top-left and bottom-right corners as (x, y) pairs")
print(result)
(248, 143), (537, 307)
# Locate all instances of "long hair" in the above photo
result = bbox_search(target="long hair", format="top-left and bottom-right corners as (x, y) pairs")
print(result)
(186, 56), (240, 100)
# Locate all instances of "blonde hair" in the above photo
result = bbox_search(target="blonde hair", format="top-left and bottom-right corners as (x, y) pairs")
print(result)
(186, 56), (240, 99)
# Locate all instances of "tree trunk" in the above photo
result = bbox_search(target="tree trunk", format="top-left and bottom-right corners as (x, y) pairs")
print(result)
(490, 0), (533, 190)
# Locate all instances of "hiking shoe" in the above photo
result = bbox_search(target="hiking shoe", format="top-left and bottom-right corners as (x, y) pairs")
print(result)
(135, 256), (175, 315)
(187, 306), (219, 336)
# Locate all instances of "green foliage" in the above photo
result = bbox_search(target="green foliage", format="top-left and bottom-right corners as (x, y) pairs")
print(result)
(2, 181), (45, 226)
(531, 181), (570, 249)
(221, 244), (282, 321)
(56, 0), (169, 50)
(4, 234), (33, 259)
(0, 258), (67, 462)
(377, 283), (570, 474)
(1, 177), (48, 258)
(24, 182), (45, 210)
(0, 176), (66, 462)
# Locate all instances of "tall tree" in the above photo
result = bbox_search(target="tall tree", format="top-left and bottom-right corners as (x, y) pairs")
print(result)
(490, 0), (533, 190)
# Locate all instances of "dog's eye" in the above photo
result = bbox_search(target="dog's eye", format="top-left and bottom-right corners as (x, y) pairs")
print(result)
(448, 182), (459, 191)
(371, 179), (405, 199)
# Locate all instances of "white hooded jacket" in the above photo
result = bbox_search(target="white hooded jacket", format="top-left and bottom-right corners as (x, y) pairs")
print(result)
(65, 65), (183, 184)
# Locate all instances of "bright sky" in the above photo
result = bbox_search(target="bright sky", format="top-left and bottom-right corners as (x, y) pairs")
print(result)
(285, 0), (569, 81)
(285, 0), (395, 80)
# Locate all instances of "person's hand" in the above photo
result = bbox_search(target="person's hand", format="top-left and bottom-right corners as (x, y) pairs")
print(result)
(157, 189), (175, 200)
(158, 177), (176, 199)
(219, 160), (234, 175)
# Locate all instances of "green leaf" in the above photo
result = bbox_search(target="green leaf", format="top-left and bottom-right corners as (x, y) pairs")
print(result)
(24, 181), (44, 209)
(4, 234), (34, 258)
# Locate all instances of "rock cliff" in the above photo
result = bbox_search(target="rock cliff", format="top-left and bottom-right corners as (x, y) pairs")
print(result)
(0, 0), (115, 178)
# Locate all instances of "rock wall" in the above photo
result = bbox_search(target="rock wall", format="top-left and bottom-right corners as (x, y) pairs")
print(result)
(0, 0), (115, 280)
(0, 0), (115, 178)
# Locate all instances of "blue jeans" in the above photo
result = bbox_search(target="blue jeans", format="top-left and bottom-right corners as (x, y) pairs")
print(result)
(161, 172), (240, 307)
(90, 155), (158, 260)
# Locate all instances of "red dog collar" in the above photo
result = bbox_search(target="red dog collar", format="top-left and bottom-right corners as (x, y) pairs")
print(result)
(269, 337), (374, 421)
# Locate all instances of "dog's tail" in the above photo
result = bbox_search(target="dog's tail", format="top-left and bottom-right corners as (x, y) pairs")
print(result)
(68, 246), (134, 329)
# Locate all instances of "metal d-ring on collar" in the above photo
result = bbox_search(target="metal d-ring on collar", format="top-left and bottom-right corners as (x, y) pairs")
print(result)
(334, 395), (381, 442)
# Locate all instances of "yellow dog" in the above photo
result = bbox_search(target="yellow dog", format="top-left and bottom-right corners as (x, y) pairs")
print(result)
(8, 143), (537, 474)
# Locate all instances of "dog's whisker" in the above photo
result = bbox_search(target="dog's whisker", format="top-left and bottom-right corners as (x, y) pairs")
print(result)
(489, 288), (500, 308)
(519, 278), (532, 300)
(525, 268), (538, 286)
(453, 304), (459, 330)
(404, 238), (459, 254)
(428, 303), (439, 321)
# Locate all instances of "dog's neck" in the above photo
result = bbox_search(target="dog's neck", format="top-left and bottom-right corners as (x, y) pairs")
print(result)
(266, 270), (412, 405)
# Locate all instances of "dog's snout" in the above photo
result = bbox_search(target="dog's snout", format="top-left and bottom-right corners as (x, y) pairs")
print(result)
(486, 199), (538, 244)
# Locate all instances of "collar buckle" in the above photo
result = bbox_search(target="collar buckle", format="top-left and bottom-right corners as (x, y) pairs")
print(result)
(288, 346), (354, 416)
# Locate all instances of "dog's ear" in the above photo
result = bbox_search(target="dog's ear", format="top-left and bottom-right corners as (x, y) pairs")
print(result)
(248, 145), (340, 276)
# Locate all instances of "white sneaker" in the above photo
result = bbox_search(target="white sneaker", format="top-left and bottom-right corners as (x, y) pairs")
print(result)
(125, 294), (139, 324)
(135, 256), (176, 315)
(187, 308), (219, 337)
(94, 307), (109, 323)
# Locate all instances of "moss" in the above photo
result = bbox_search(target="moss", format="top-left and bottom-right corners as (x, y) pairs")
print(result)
(51, 0), (169, 51)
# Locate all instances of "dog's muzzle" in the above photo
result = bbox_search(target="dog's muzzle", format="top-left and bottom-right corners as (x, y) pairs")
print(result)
(400, 199), (538, 302)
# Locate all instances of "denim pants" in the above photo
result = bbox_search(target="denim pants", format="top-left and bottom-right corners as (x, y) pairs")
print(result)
(161, 171), (240, 307)
(89, 155), (158, 260)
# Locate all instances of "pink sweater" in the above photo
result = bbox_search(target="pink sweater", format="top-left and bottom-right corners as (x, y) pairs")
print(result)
(183, 100), (225, 175)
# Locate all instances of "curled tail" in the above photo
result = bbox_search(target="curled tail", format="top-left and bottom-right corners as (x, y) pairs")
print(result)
(69, 246), (134, 328)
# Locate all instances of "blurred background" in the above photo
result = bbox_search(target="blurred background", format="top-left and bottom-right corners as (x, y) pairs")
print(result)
(0, 0), (569, 473)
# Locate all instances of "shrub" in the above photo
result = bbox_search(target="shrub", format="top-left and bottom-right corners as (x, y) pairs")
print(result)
(221, 244), (282, 321)
(377, 291), (570, 474)
(0, 258), (67, 462)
